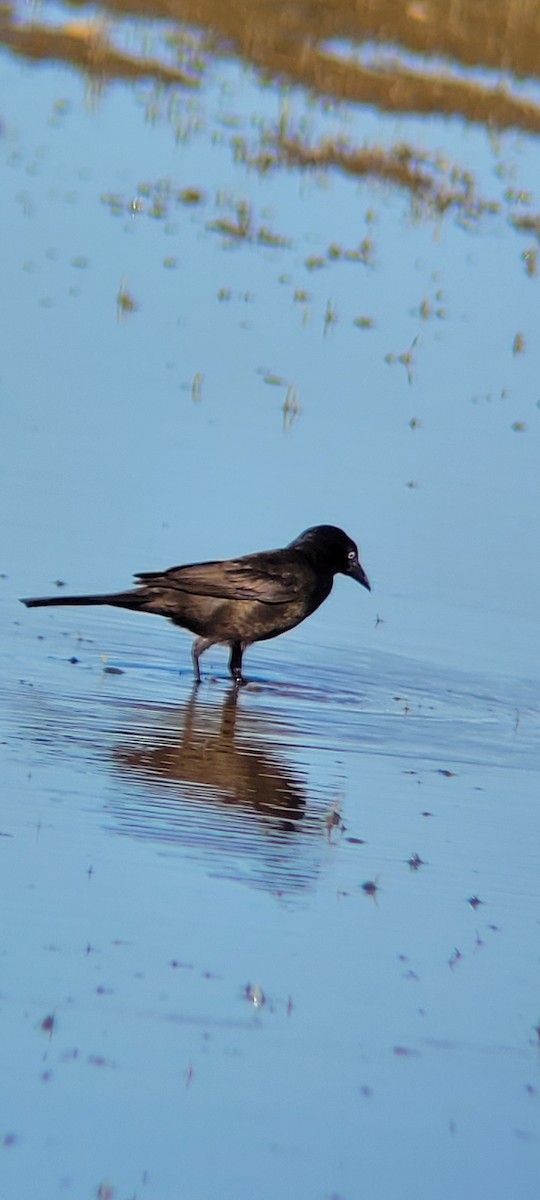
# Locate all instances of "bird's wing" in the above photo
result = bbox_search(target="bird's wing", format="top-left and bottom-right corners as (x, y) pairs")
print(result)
(134, 555), (306, 604)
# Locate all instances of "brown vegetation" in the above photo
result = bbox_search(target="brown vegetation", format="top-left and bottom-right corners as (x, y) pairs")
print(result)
(2, 0), (540, 134)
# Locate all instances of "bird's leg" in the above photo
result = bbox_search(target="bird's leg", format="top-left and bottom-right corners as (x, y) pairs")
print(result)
(192, 637), (213, 683)
(229, 641), (246, 686)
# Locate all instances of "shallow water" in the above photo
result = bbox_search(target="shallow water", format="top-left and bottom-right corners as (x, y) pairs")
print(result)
(2, 3), (540, 1196)
(3, 606), (539, 1196)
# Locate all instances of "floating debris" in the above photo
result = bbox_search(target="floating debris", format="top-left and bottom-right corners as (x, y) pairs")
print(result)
(324, 300), (337, 334)
(191, 372), (204, 404)
(282, 384), (301, 430)
(178, 187), (205, 205)
(117, 281), (138, 317)
(263, 372), (287, 386)
(244, 983), (266, 1008)
(305, 255), (327, 271)
(385, 336), (418, 384)
(522, 247), (537, 277)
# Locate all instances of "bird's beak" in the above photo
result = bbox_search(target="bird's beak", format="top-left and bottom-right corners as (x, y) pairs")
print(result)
(348, 558), (371, 591)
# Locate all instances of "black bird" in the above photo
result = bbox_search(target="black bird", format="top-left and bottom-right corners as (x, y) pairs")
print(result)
(21, 524), (370, 684)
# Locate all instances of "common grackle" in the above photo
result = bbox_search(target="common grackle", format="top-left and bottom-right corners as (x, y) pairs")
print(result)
(21, 524), (370, 684)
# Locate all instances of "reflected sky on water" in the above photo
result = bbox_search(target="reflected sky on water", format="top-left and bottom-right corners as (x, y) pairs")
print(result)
(2, 8), (540, 1197)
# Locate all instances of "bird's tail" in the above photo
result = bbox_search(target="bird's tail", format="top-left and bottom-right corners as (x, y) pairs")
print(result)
(21, 590), (145, 612)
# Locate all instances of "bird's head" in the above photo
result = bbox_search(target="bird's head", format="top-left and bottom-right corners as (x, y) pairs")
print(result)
(291, 525), (371, 590)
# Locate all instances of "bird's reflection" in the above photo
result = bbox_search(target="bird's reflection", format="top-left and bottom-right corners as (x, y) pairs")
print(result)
(112, 684), (307, 833)
(15, 674), (332, 893)
(106, 685), (328, 893)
